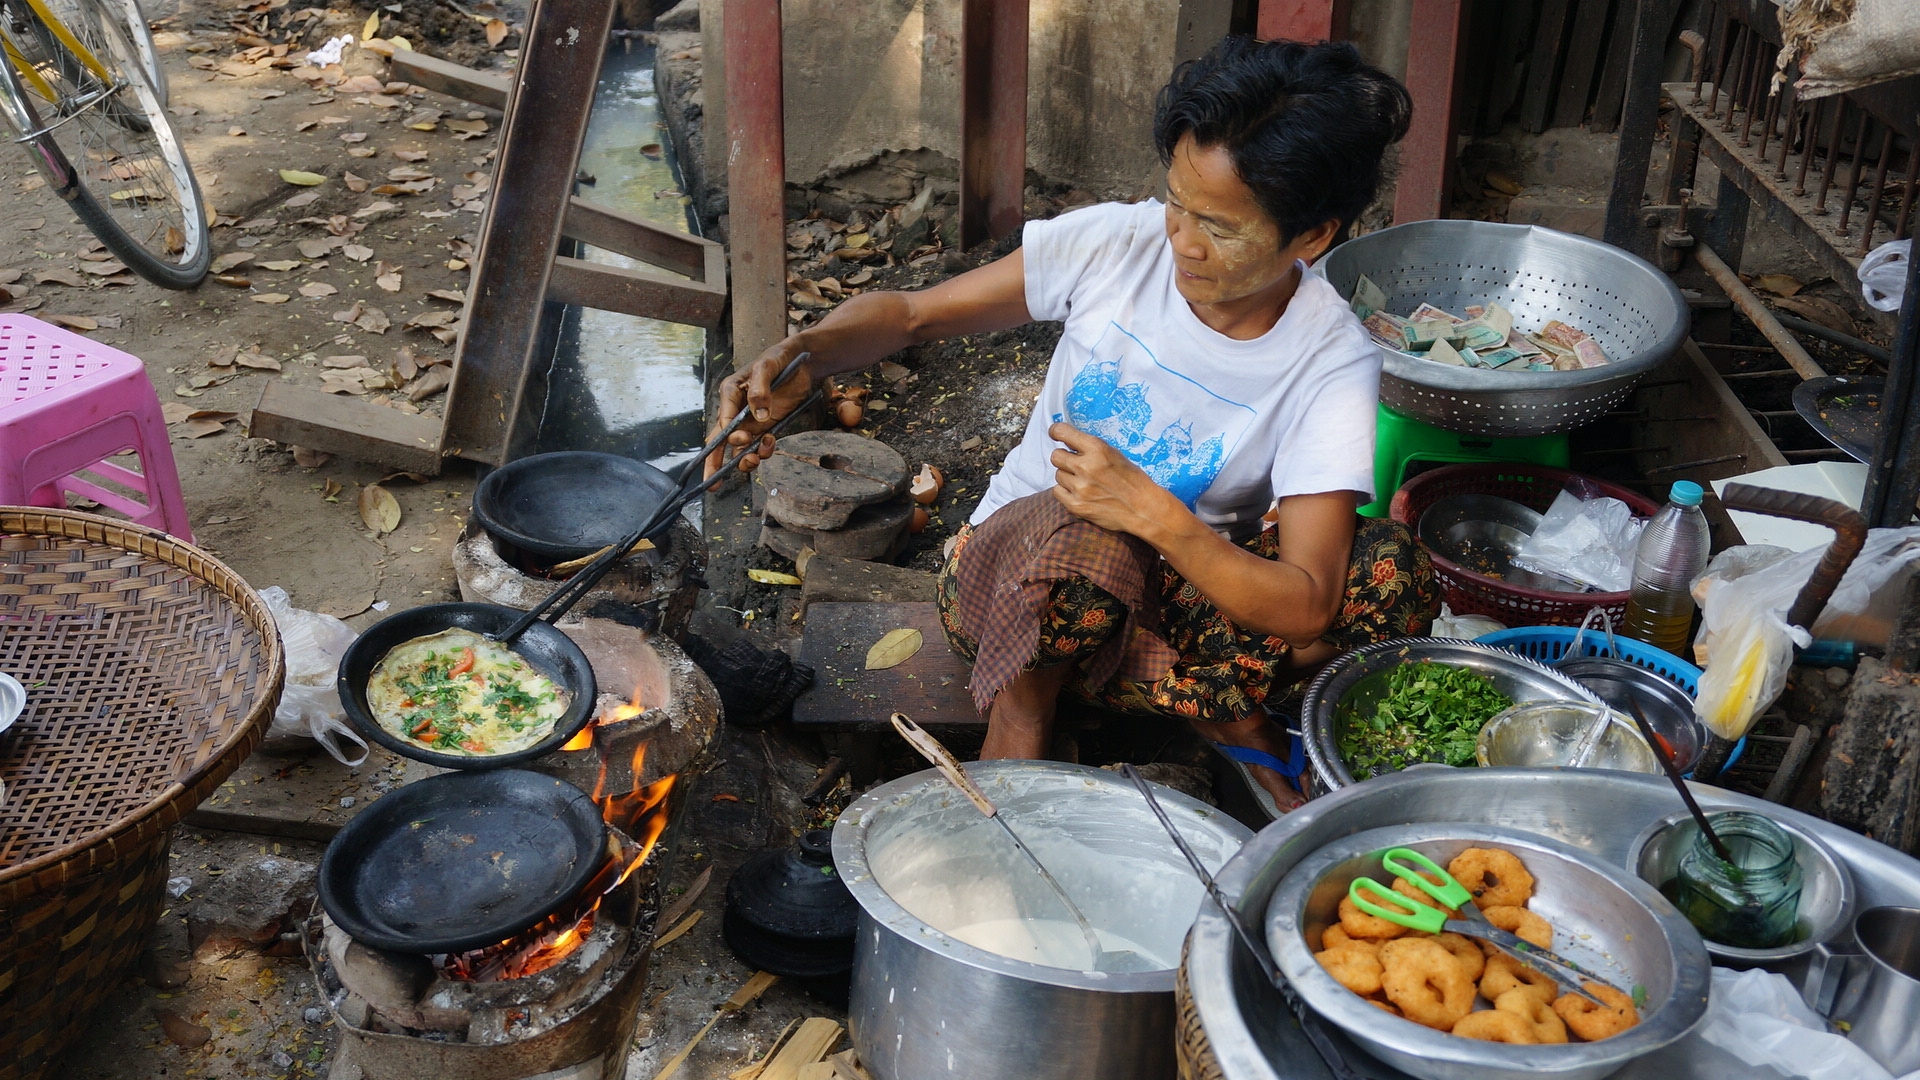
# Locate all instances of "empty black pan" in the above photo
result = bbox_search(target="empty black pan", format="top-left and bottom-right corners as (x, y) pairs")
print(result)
(1793, 375), (1882, 464)
(472, 451), (679, 561)
(318, 768), (606, 954)
(336, 602), (597, 770)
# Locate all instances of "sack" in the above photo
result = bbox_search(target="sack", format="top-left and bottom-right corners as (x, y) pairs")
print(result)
(1778, 0), (1920, 99)
(1860, 238), (1911, 313)
(260, 586), (369, 765)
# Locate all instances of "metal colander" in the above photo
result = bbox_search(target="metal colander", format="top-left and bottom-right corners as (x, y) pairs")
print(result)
(1319, 220), (1690, 437)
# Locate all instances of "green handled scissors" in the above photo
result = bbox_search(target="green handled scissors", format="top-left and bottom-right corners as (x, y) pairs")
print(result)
(1348, 848), (1616, 1005)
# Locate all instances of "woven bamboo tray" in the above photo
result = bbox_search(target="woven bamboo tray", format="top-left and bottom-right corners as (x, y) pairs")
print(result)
(1176, 933), (1227, 1080)
(0, 507), (281, 1080)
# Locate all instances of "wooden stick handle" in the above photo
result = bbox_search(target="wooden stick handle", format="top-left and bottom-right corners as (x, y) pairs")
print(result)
(890, 712), (996, 818)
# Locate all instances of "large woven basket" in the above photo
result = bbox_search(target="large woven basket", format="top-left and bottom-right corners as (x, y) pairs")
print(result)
(1175, 933), (1227, 1080)
(0, 508), (281, 1080)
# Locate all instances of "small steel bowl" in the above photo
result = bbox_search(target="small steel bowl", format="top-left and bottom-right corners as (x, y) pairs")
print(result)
(1555, 656), (1706, 772)
(1627, 810), (1856, 966)
(1417, 493), (1576, 592)
(1476, 700), (1660, 773)
(1302, 637), (1603, 791)
(0, 672), (22, 737)
(1266, 823), (1711, 1080)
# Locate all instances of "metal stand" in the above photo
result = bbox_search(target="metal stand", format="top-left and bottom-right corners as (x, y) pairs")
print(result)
(1861, 240), (1920, 528)
(253, 0), (728, 472)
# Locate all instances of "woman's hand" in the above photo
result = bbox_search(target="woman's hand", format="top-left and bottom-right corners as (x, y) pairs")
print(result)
(705, 338), (817, 479)
(1048, 422), (1178, 538)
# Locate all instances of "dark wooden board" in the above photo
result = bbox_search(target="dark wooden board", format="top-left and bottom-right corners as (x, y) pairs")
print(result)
(1586, 0), (1639, 132)
(388, 51), (511, 111)
(791, 602), (980, 730)
(1552, 0), (1616, 129)
(250, 382), (445, 473)
(1519, 0), (1573, 133)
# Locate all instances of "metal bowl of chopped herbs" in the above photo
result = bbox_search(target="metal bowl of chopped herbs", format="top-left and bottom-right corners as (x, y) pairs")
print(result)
(1301, 638), (1602, 791)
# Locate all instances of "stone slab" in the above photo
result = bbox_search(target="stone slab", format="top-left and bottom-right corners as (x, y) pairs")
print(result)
(791, 602), (978, 730)
(757, 430), (907, 531)
(800, 556), (937, 607)
(760, 496), (912, 562)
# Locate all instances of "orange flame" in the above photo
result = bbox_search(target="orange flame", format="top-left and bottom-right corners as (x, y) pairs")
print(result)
(566, 675), (648, 752)
(561, 727), (593, 752)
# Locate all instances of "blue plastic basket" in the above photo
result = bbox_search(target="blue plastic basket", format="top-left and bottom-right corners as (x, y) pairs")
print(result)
(1474, 626), (1746, 775)
(1474, 627), (1701, 694)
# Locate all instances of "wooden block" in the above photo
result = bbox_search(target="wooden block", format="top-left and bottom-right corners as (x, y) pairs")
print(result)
(564, 196), (719, 280)
(800, 557), (937, 607)
(760, 1018), (843, 1080)
(794, 1065), (836, 1080)
(388, 50), (511, 110)
(250, 381), (444, 473)
(792, 603), (978, 730)
(546, 255), (728, 328)
(184, 746), (434, 841)
(829, 1050), (871, 1080)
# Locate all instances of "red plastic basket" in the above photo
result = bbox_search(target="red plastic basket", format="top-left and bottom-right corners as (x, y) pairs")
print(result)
(1388, 463), (1660, 628)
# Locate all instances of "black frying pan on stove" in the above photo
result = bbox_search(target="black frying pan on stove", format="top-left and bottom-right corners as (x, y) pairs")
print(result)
(317, 768), (606, 954)
(472, 451), (679, 562)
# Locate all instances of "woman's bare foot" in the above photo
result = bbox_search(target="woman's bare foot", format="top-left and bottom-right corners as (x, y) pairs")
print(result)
(980, 665), (1073, 759)
(1190, 711), (1307, 813)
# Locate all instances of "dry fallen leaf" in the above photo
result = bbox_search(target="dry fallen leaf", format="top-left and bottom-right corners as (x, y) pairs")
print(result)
(361, 10), (379, 39)
(355, 307), (390, 334)
(1772, 294), (1858, 336)
(358, 483), (402, 534)
(298, 281), (337, 297)
(213, 273), (252, 288)
(295, 120), (318, 133)
(746, 569), (802, 586)
(211, 252), (252, 274)
(484, 17), (508, 46)
(291, 445), (332, 468)
(155, 1010), (211, 1051)
(260, 259), (301, 271)
(342, 171), (369, 194)
(34, 268), (86, 287)
(393, 149), (429, 163)
(179, 419), (228, 438)
(340, 131), (368, 144)
(404, 310), (459, 329)
(296, 239), (336, 259)
(879, 361), (912, 382)
(235, 350), (281, 370)
(161, 401), (196, 423)
(280, 169), (326, 187)
(81, 261), (128, 277)
(352, 201), (399, 219)
(426, 288), (466, 303)
(404, 364), (451, 401)
(343, 244), (373, 262)
(347, 147), (377, 159)
(44, 314), (98, 331)
(322, 478), (342, 502)
(252, 293), (291, 304)
(1752, 273), (1804, 297)
(283, 191), (322, 209)
(375, 263), (402, 291)
(386, 166), (432, 182)
(866, 628), (924, 670)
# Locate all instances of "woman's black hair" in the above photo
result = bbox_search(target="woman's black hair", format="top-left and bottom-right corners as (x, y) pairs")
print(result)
(1153, 36), (1413, 242)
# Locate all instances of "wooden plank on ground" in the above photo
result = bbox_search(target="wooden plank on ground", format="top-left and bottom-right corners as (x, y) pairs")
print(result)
(250, 381), (444, 473)
(792, 602), (978, 730)
(389, 50), (512, 111)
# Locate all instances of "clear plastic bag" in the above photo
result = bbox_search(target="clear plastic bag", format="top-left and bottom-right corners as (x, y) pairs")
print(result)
(1428, 604), (1506, 640)
(1693, 967), (1908, 1080)
(1510, 488), (1645, 593)
(260, 586), (368, 765)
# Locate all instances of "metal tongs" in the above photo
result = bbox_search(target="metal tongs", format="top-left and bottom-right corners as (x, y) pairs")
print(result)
(1347, 848), (1614, 1006)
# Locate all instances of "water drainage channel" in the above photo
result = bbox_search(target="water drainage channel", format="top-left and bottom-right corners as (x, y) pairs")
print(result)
(532, 42), (706, 476)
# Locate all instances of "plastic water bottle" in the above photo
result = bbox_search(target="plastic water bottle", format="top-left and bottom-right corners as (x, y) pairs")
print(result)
(1620, 481), (1712, 655)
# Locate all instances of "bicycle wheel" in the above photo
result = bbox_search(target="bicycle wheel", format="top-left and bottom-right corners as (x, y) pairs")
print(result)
(23, 0), (162, 111)
(1, 0), (206, 287)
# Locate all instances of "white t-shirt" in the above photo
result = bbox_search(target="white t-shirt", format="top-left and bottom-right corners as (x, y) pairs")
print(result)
(970, 199), (1381, 539)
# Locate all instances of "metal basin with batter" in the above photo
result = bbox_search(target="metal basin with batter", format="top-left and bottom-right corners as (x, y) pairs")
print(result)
(832, 760), (1253, 1080)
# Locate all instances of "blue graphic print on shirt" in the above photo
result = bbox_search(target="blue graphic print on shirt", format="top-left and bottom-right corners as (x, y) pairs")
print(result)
(1052, 322), (1255, 509)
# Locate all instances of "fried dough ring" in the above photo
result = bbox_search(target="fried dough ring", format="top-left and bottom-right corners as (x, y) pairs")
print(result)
(1553, 982), (1640, 1042)
(1392, 870), (1457, 910)
(1367, 997), (1401, 1016)
(1480, 952), (1559, 1005)
(1380, 938), (1476, 1031)
(1315, 945), (1384, 997)
(1451, 1009), (1536, 1044)
(1339, 894), (1412, 941)
(1448, 847), (1536, 909)
(1482, 905), (1553, 950)
(1319, 924), (1378, 954)
(1495, 988), (1569, 1044)
(1422, 930), (1486, 981)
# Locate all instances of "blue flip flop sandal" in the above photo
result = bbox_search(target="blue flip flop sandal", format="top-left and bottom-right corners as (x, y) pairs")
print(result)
(1210, 729), (1306, 820)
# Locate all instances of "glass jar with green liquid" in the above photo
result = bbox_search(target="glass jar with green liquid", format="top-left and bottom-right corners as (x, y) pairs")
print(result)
(1670, 811), (1803, 949)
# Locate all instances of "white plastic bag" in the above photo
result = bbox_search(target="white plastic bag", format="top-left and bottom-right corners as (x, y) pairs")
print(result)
(1697, 967), (1902, 1080)
(1860, 238), (1910, 313)
(261, 586), (368, 765)
(1510, 488), (1645, 592)
(1428, 604), (1506, 641)
(1691, 528), (1920, 739)
(304, 34), (352, 67)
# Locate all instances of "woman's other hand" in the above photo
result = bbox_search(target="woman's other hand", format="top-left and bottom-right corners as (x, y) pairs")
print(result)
(1048, 422), (1177, 537)
(705, 340), (816, 479)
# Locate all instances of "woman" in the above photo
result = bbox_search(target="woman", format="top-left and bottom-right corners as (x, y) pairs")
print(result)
(710, 37), (1438, 813)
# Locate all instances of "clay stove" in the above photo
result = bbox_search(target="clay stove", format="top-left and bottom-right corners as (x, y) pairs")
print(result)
(454, 514), (705, 641)
(313, 618), (720, 1080)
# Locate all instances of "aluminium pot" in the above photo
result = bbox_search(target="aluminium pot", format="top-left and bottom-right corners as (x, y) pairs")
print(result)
(831, 760), (1252, 1080)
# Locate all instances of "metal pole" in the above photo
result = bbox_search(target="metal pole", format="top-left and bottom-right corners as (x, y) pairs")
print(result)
(1861, 236), (1920, 528)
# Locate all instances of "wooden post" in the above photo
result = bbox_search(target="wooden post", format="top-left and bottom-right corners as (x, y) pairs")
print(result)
(1392, 0), (1466, 224)
(959, 0), (1029, 250)
(1255, 0), (1348, 41)
(724, 0), (787, 369)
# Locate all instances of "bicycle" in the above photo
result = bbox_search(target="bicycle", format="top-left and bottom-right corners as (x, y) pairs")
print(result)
(1, 0), (208, 288)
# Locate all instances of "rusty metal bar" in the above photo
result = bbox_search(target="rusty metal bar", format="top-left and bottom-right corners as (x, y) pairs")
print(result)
(1774, 80), (1794, 179)
(1816, 100), (1846, 213)
(1693, 7), (1722, 105)
(959, 0), (1028, 250)
(1756, 72), (1779, 158)
(1738, 40), (1762, 146)
(724, 0), (788, 369)
(1862, 127), (1896, 255)
(1898, 145), (1919, 241)
(1722, 25), (1748, 132)
(1839, 111), (1872, 237)
(1695, 241), (1827, 380)
(1391, 0), (1466, 224)
(1795, 98), (1821, 196)
(1706, 10), (1733, 117)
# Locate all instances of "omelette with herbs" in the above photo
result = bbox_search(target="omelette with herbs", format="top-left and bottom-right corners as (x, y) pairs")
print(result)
(367, 628), (571, 755)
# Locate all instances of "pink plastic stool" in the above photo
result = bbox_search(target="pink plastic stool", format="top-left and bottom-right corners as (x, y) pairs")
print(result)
(0, 314), (193, 541)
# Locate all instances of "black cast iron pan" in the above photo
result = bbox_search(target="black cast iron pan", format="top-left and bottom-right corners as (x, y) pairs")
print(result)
(336, 602), (599, 770)
(472, 451), (679, 561)
(1792, 375), (1882, 464)
(318, 768), (606, 954)
(336, 355), (821, 769)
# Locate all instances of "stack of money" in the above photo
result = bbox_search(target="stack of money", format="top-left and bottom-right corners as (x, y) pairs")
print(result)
(1347, 274), (1611, 372)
